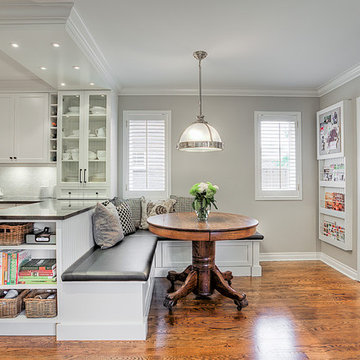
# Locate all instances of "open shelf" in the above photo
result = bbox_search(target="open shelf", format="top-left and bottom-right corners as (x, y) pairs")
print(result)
(319, 207), (345, 219)
(0, 244), (56, 250)
(0, 284), (57, 290)
(0, 311), (57, 323)
(319, 181), (345, 188)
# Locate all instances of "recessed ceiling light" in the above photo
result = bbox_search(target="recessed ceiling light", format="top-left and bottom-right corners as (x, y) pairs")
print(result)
(40, 66), (47, 70)
(89, 82), (95, 86)
(52, 43), (60, 48)
(73, 66), (80, 70)
(11, 43), (19, 48)
(60, 83), (66, 86)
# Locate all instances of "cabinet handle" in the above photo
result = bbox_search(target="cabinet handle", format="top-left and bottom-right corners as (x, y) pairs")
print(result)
(10, 157), (13, 160)
(84, 169), (87, 183)
(14, 156), (17, 160)
(79, 169), (82, 183)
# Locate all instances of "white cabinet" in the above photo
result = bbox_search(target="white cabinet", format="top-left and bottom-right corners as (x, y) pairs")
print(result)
(57, 91), (116, 199)
(0, 95), (15, 162)
(0, 93), (48, 163)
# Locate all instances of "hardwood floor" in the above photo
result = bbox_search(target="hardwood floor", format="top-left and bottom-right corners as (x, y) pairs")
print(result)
(1, 261), (360, 359)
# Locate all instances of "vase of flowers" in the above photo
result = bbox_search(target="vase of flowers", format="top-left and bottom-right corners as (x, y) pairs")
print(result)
(190, 182), (219, 221)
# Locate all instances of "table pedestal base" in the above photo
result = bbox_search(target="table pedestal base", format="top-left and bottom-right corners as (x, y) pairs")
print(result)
(163, 241), (248, 311)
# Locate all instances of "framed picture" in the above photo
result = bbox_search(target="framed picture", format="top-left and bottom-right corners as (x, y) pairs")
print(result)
(317, 101), (344, 159)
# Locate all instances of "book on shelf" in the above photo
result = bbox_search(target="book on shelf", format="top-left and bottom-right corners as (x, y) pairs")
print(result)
(20, 258), (56, 271)
(0, 250), (31, 285)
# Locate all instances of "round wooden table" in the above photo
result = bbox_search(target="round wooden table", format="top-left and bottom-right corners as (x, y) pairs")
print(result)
(147, 212), (259, 311)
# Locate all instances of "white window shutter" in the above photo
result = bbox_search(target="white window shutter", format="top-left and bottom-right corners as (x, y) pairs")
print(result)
(260, 119), (297, 191)
(127, 113), (167, 193)
(255, 111), (302, 200)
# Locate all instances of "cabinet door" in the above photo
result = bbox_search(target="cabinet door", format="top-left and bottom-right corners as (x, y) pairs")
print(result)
(14, 93), (48, 163)
(0, 95), (15, 163)
(84, 92), (110, 185)
(58, 92), (84, 186)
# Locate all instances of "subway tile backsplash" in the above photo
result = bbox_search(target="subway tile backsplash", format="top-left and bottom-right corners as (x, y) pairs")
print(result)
(0, 166), (57, 198)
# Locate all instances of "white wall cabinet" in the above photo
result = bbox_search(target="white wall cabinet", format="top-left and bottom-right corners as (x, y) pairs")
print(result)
(57, 91), (117, 199)
(0, 93), (48, 163)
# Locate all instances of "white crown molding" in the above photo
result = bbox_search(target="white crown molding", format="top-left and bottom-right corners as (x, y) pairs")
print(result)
(119, 87), (319, 97)
(66, 7), (121, 92)
(0, 79), (53, 92)
(317, 62), (360, 97)
(0, 1), (73, 25)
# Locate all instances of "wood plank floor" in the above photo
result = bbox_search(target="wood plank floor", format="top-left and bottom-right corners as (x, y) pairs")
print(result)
(1, 261), (360, 359)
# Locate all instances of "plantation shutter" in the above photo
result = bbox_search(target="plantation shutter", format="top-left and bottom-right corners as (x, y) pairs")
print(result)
(127, 113), (166, 192)
(259, 114), (297, 191)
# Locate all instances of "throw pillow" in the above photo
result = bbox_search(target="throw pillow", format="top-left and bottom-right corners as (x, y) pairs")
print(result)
(170, 195), (193, 212)
(111, 197), (142, 229)
(115, 201), (136, 235)
(140, 198), (176, 230)
(92, 203), (124, 249)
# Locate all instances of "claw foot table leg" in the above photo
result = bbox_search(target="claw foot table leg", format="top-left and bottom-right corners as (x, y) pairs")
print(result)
(212, 267), (248, 311)
(163, 270), (198, 310)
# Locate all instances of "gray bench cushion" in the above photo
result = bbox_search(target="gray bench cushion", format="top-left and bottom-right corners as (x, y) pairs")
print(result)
(62, 231), (158, 282)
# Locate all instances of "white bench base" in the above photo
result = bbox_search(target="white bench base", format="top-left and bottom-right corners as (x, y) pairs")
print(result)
(57, 260), (155, 341)
(155, 240), (262, 277)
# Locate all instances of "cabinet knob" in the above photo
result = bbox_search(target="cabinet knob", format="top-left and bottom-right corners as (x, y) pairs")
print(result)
(9, 157), (13, 160)
(14, 156), (17, 160)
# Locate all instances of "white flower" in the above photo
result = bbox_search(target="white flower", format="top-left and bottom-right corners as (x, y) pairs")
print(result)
(214, 185), (219, 190)
(198, 182), (208, 193)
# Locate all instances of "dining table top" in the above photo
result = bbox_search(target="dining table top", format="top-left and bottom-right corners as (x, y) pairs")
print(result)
(147, 212), (259, 242)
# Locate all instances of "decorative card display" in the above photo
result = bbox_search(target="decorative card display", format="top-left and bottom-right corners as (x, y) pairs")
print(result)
(317, 102), (344, 159)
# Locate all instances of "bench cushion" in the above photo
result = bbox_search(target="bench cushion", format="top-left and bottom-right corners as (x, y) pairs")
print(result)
(62, 231), (158, 282)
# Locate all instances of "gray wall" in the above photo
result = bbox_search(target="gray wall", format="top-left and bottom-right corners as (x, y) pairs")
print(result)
(118, 95), (319, 254)
(320, 77), (360, 270)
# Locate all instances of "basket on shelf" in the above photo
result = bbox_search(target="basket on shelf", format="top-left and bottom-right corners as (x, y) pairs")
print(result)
(24, 290), (57, 318)
(0, 223), (34, 245)
(0, 289), (30, 318)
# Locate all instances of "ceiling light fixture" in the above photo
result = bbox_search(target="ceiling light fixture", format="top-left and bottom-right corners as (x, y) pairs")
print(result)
(11, 43), (19, 48)
(73, 66), (80, 70)
(177, 51), (224, 152)
(60, 83), (66, 86)
(89, 82), (95, 86)
(40, 66), (47, 70)
(52, 43), (60, 48)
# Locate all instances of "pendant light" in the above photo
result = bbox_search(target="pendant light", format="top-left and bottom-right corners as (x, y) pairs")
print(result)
(177, 51), (224, 152)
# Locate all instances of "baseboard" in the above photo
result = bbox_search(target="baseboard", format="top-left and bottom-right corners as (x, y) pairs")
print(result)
(260, 252), (319, 261)
(56, 319), (148, 340)
(260, 251), (357, 280)
(320, 253), (357, 280)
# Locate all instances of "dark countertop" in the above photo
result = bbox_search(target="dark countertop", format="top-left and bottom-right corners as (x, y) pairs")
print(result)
(0, 198), (98, 220)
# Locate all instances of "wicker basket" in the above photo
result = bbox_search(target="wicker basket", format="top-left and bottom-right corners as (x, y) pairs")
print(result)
(0, 223), (33, 246)
(24, 290), (57, 318)
(0, 289), (30, 318)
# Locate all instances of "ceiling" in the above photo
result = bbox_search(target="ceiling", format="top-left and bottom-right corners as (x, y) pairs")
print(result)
(73, 0), (360, 94)
(1, 0), (360, 94)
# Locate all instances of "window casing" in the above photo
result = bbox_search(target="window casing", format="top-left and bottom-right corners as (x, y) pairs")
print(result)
(254, 111), (302, 200)
(123, 111), (171, 199)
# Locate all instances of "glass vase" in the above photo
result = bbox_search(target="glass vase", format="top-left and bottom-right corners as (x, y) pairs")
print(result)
(193, 199), (210, 221)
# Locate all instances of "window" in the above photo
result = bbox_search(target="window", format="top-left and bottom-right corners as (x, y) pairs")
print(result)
(123, 111), (171, 198)
(254, 111), (302, 200)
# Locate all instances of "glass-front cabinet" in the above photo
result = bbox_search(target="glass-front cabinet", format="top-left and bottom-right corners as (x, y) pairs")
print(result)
(57, 91), (110, 199)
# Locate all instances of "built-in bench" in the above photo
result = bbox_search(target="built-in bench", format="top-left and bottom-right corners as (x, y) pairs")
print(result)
(58, 226), (263, 341)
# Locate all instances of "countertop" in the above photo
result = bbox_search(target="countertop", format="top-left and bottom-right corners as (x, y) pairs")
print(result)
(0, 198), (98, 220)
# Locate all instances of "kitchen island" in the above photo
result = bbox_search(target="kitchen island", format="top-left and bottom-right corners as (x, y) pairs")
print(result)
(0, 198), (97, 335)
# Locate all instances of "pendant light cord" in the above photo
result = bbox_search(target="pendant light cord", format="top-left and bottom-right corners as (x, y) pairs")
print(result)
(198, 57), (203, 118)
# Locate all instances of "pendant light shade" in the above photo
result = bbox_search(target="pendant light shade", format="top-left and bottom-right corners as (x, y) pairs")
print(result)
(177, 51), (224, 152)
